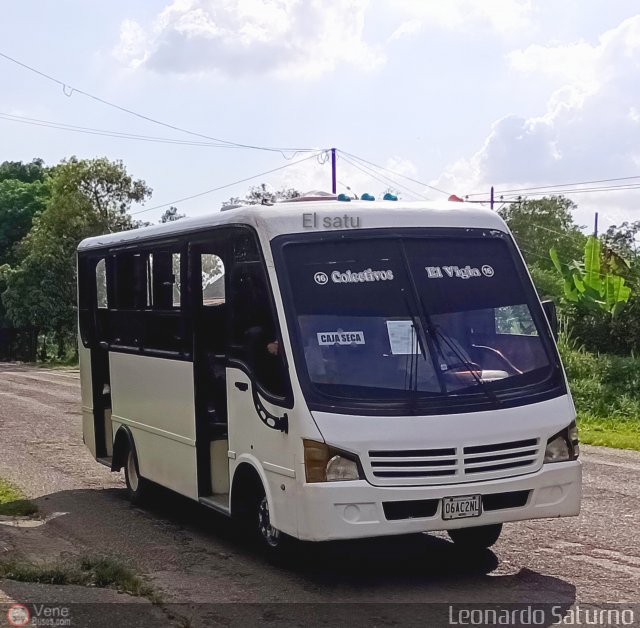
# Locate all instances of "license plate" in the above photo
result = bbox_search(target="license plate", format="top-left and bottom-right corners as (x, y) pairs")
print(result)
(442, 494), (482, 520)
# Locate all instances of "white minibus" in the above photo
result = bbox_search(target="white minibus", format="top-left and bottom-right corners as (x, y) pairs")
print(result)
(77, 198), (581, 552)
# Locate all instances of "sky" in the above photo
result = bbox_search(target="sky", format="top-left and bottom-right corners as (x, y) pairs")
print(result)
(2, 0), (640, 230)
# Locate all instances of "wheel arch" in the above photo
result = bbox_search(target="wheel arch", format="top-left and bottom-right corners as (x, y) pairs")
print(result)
(230, 457), (273, 520)
(111, 425), (136, 472)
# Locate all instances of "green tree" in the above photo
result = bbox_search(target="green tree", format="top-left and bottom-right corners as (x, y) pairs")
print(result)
(528, 265), (564, 301)
(222, 183), (300, 208)
(499, 196), (586, 269)
(0, 179), (50, 266)
(48, 157), (152, 232)
(160, 206), (185, 223)
(0, 158), (46, 184)
(601, 221), (640, 260)
(0, 159), (51, 334)
(2, 157), (152, 359)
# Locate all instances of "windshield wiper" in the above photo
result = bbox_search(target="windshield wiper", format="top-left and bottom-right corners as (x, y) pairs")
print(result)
(416, 294), (501, 407)
(399, 289), (447, 405)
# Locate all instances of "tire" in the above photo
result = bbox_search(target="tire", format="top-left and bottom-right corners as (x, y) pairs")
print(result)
(448, 523), (502, 549)
(253, 490), (292, 558)
(124, 446), (148, 504)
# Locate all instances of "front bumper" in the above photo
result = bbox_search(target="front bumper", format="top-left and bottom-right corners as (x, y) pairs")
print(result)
(295, 461), (581, 541)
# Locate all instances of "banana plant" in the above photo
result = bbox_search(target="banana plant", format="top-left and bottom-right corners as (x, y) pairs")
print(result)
(550, 235), (632, 317)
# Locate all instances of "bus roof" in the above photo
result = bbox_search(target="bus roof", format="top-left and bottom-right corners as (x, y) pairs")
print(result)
(77, 200), (508, 252)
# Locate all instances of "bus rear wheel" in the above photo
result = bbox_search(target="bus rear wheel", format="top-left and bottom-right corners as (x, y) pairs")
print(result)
(448, 523), (502, 549)
(124, 447), (148, 504)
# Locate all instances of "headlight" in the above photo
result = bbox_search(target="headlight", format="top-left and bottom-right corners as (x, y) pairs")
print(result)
(303, 439), (363, 482)
(545, 434), (570, 462)
(544, 421), (580, 463)
(326, 455), (360, 481)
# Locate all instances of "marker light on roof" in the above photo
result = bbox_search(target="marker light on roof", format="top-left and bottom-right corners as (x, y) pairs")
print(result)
(361, 193), (375, 201)
(337, 193), (351, 202)
(383, 193), (398, 201)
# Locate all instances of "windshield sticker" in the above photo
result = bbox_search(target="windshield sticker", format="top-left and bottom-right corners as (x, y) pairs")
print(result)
(314, 269), (394, 285)
(386, 320), (419, 355)
(317, 331), (366, 346)
(425, 265), (494, 279)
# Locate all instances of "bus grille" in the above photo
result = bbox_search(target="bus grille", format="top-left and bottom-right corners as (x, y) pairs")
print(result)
(367, 438), (540, 486)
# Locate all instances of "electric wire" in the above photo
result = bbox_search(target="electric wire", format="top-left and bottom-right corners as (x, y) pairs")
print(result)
(0, 50), (318, 158)
(466, 175), (640, 197)
(466, 182), (640, 205)
(338, 153), (427, 200)
(339, 150), (452, 196)
(498, 183), (640, 199)
(339, 154), (426, 200)
(0, 112), (255, 148)
(130, 151), (324, 215)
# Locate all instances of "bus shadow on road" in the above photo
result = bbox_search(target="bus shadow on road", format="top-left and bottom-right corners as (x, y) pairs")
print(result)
(141, 483), (576, 603)
(25, 485), (576, 611)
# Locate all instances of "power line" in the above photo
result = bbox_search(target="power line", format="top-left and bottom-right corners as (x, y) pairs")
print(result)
(467, 175), (640, 198)
(498, 183), (640, 199)
(470, 182), (640, 204)
(338, 153), (427, 200)
(520, 222), (586, 243)
(0, 112), (252, 147)
(130, 151), (324, 215)
(0, 50), (318, 157)
(339, 150), (451, 196)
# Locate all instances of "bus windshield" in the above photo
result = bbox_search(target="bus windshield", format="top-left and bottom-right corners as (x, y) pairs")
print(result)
(276, 230), (564, 414)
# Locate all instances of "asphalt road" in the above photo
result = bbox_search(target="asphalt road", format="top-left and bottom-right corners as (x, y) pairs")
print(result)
(0, 363), (639, 625)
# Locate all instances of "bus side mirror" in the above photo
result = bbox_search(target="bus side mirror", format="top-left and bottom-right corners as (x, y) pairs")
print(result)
(541, 300), (558, 340)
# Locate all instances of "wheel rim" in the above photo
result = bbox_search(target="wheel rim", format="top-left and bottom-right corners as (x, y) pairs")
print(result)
(257, 496), (280, 547)
(127, 451), (139, 492)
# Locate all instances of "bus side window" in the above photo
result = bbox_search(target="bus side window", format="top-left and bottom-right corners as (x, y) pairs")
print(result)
(229, 261), (289, 399)
(150, 251), (180, 310)
(78, 254), (97, 347)
(107, 253), (146, 348)
(143, 247), (187, 355)
(198, 253), (226, 356)
(201, 254), (225, 306)
(96, 259), (108, 309)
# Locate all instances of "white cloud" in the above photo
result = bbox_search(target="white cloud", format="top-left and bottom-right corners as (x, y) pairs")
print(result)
(507, 41), (598, 86)
(112, 18), (150, 69)
(388, 19), (422, 43)
(433, 14), (640, 227)
(113, 0), (384, 79)
(390, 0), (533, 37)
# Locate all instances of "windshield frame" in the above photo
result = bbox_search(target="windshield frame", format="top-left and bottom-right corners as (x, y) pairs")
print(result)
(272, 227), (566, 416)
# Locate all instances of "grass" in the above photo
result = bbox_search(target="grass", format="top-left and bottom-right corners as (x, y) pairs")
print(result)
(0, 556), (160, 602)
(0, 478), (37, 517)
(559, 334), (640, 451)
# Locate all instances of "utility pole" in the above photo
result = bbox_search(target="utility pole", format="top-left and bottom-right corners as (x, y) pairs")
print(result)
(594, 211), (599, 237)
(331, 148), (337, 195)
(490, 186), (494, 210)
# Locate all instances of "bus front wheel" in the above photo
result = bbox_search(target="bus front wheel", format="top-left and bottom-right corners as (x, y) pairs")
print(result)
(447, 523), (502, 549)
(124, 447), (148, 504)
(250, 489), (293, 557)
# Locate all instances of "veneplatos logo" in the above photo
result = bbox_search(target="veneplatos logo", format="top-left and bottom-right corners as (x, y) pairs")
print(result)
(7, 603), (72, 627)
(7, 604), (30, 627)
